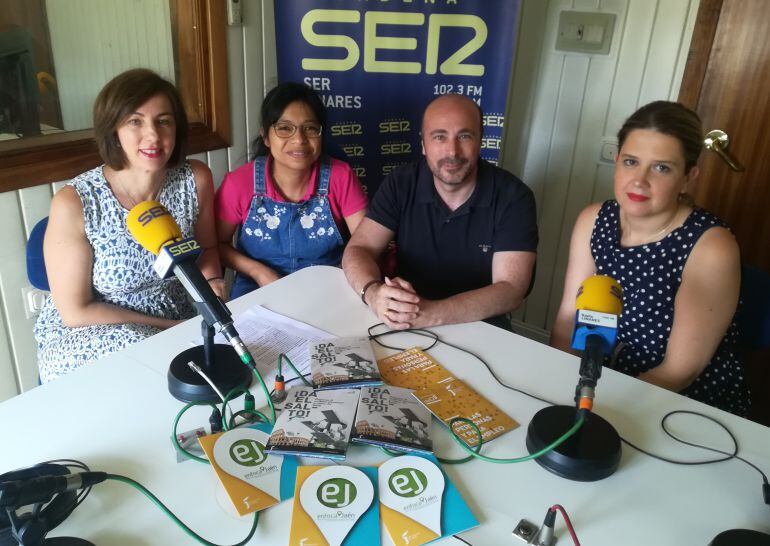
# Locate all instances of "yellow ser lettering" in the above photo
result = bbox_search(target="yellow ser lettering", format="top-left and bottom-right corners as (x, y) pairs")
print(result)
(426, 14), (487, 76)
(301, 10), (361, 71)
(364, 11), (423, 74)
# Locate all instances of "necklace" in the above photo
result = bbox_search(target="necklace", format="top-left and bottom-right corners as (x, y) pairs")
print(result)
(106, 169), (164, 210)
(621, 207), (681, 246)
(650, 211), (679, 241)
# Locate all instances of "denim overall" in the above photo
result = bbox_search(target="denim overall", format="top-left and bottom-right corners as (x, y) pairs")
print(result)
(230, 156), (343, 298)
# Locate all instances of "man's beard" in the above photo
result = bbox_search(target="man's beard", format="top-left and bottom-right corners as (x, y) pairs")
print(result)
(431, 156), (472, 186)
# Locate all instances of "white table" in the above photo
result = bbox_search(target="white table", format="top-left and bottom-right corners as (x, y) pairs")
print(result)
(2, 266), (769, 545)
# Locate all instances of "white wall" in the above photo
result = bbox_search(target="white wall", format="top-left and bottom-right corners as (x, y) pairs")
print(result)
(46, 0), (175, 131)
(0, 0), (698, 399)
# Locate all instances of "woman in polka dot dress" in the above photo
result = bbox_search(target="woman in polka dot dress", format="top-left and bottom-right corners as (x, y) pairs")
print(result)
(551, 101), (749, 416)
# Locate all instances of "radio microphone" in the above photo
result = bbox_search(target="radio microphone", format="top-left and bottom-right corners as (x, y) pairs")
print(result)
(526, 275), (623, 481)
(127, 201), (251, 401)
(127, 201), (234, 336)
(571, 275), (623, 411)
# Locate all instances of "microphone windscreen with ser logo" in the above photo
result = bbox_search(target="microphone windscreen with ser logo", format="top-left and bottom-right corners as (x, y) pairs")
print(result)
(575, 275), (623, 315)
(126, 200), (182, 255)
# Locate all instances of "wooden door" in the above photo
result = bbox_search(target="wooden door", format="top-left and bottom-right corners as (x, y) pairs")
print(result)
(679, 0), (770, 426)
(679, 0), (770, 271)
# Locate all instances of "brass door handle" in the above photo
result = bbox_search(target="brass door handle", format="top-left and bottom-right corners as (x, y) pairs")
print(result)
(704, 129), (745, 172)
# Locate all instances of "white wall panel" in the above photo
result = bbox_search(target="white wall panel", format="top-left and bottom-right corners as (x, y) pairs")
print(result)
(0, 192), (40, 395)
(45, 0), (174, 131)
(18, 185), (53, 238)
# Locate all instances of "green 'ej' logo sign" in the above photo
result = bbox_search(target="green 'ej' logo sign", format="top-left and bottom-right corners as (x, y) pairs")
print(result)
(229, 439), (267, 467)
(388, 468), (428, 497)
(317, 478), (357, 508)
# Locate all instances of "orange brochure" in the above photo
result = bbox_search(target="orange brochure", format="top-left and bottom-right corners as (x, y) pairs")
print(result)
(377, 348), (518, 447)
(377, 347), (453, 390)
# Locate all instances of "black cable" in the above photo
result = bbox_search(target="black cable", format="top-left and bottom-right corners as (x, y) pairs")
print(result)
(43, 458), (92, 508)
(368, 323), (770, 487)
(368, 323), (439, 351)
(622, 410), (769, 483)
(453, 534), (473, 545)
(368, 323), (555, 405)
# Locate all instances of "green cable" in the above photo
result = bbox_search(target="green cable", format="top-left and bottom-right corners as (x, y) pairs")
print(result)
(228, 409), (269, 430)
(447, 414), (585, 464)
(378, 441), (481, 465)
(107, 474), (259, 546)
(220, 387), (251, 431)
(221, 387), (255, 431)
(436, 447), (480, 466)
(239, 353), (277, 424)
(279, 353), (312, 387)
(172, 401), (218, 464)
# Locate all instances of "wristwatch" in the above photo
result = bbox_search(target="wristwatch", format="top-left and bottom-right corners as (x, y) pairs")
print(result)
(360, 279), (383, 304)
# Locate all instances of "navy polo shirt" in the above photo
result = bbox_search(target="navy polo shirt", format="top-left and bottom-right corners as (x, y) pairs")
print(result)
(367, 158), (537, 300)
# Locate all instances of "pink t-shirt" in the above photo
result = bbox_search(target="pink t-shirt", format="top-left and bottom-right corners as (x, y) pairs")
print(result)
(215, 156), (367, 237)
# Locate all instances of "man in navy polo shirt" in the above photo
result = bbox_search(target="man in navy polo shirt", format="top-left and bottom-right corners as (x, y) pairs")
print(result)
(342, 94), (537, 330)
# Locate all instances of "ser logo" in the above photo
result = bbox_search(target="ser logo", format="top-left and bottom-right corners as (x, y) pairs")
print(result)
(388, 468), (427, 498)
(229, 439), (267, 467)
(331, 123), (362, 136)
(317, 478), (357, 508)
(167, 239), (200, 257)
(342, 145), (364, 157)
(381, 142), (411, 155)
(379, 120), (410, 134)
(137, 205), (170, 226)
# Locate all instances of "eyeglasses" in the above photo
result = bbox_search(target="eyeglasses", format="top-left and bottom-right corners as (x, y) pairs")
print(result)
(271, 122), (323, 139)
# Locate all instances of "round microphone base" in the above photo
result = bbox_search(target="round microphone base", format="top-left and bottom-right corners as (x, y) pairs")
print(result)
(710, 530), (770, 546)
(526, 405), (621, 482)
(168, 344), (252, 403)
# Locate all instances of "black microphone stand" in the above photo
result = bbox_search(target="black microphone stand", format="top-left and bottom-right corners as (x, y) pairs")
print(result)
(168, 319), (251, 402)
(525, 335), (622, 481)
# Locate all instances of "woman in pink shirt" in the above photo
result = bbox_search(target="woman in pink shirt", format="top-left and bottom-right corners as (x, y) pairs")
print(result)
(215, 82), (367, 298)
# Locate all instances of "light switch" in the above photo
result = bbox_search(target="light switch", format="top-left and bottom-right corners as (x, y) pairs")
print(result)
(600, 139), (618, 163)
(583, 24), (605, 44)
(556, 11), (616, 54)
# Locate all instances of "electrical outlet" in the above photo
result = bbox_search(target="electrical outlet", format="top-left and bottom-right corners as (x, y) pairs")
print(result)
(22, 286), (48, 319)
(227, 0), (242, 25)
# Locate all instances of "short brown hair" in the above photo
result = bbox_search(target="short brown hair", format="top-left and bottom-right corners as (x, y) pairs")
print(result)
(93, 68), (188, 169)
(617, 101), (703, 174)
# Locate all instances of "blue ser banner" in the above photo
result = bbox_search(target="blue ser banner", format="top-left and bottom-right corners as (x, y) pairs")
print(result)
(274, 0), (521, 195)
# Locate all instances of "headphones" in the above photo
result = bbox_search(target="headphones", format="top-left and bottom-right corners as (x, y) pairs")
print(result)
(0, 463), (79, 546)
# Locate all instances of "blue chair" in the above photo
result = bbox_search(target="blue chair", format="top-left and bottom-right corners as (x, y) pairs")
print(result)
(26, 217), (49, 291)
(737, 264), (770, 349)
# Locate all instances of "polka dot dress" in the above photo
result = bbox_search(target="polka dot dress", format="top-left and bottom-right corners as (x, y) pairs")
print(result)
(590, 200), (749, 416)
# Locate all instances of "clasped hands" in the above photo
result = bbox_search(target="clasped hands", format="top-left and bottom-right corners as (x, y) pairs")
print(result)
(367, 277), (437, 330)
